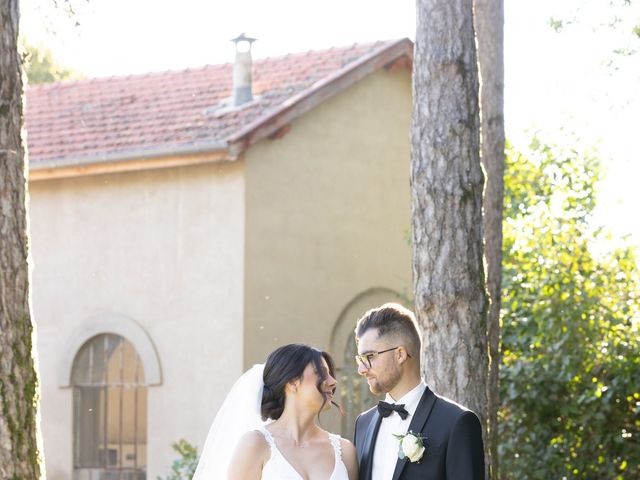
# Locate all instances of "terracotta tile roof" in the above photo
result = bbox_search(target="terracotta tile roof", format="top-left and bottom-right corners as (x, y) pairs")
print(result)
(25, 39), (411, 167)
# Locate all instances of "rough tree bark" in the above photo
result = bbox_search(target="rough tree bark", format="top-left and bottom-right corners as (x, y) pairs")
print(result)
(0, 0), (43, 477)
(475, 0), (505, 477)
(411, 0), (489, 454)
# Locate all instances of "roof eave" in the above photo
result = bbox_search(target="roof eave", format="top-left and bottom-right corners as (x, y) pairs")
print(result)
(29, 141), (230, 181)
(226, 37), (414, 158)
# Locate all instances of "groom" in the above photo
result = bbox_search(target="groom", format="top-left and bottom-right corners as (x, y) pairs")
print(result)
(353, 303), (484, 479)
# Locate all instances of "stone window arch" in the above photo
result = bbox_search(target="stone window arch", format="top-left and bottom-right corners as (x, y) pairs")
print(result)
(329, 288), (410, 440)
(58, 313), (161, 388)
(59, 314), (161, 480)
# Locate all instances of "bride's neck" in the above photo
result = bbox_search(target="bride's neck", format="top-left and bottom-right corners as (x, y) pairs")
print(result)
(271, 406), (319, 444)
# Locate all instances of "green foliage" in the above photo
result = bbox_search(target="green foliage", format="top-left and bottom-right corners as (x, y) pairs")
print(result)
(23, 43), (79, 84)
(547, 1), (640, 60)
(156, 440), (199, 480)
(548, 17), (565, 33)
(499, 138), (640, 479)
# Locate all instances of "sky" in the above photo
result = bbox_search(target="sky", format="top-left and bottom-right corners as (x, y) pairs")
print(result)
(21, 0), (640, 249)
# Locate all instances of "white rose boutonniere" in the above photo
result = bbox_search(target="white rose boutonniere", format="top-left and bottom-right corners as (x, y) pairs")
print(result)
(393, 431), (426, 463)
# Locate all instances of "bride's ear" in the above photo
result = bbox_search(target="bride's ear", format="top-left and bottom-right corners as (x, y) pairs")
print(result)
(285, 379), (300, 394)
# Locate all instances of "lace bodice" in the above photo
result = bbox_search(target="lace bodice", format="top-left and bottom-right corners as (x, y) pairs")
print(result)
(257, 426), (350, 480)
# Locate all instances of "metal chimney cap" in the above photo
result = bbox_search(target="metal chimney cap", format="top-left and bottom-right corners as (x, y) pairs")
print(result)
(231, 33), (257, 45)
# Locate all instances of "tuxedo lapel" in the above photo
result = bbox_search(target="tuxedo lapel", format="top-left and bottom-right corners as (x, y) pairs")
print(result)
(359, 410), (383, 480)
(391, 387), (437, 480)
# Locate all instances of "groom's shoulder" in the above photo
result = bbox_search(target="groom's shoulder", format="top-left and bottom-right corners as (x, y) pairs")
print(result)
(431, 390), (479, 420)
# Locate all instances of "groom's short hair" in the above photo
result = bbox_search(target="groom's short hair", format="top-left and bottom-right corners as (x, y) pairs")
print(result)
(355, 303), (422, 358)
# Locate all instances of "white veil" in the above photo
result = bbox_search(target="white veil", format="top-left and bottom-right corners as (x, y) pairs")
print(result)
(192, 364), (268, 479)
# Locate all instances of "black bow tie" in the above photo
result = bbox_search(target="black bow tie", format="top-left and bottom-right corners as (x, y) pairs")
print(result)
(377, 401), (409, 420)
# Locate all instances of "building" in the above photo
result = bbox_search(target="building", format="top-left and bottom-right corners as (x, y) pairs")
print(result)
(26, 38), (413, 479)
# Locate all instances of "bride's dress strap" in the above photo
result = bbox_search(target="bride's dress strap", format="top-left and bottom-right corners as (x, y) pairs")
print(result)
(328, 433), (343, 459)
(257, 426), (277, 449)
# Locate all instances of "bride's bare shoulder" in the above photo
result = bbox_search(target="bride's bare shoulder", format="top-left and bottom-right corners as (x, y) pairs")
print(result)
(231, 430), (271, 461)
(339, 438), (359, 480)
(340, 437), (356, 453)
(227, 430), (271, 479)
(239, 429), (270, 451)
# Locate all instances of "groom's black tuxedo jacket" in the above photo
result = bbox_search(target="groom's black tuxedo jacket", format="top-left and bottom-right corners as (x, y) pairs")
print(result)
(354, 386), (484, 480)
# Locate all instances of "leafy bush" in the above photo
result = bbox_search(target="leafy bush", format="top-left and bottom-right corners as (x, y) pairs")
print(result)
(499, 138), (640, 479)
(157, 439), (199, 480)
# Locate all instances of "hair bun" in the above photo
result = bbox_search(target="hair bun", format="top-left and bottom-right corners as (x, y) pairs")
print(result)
(261, 383), (285, 421)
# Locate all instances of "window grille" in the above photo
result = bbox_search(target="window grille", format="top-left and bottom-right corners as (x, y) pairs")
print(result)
(71, 334), (147, 480)
(338, 333), (380, 440)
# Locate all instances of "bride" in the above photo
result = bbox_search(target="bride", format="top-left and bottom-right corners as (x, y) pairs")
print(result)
(192, 343), (358, 480)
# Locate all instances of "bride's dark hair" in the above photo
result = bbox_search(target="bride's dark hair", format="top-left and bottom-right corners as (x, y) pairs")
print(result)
(261, 343), (338, 421)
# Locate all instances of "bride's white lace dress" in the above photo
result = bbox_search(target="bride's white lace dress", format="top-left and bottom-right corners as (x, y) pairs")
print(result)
(258, 426), (350, 480)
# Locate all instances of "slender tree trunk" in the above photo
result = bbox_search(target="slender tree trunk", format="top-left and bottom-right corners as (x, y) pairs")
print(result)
(411, 0), (489, 450)
(0, 0), (43, 477)
(474, 0), (505, 478)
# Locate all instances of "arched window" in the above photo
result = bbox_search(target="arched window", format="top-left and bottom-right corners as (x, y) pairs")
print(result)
(338, 333), (380, 440)
(330, 288), (410, 439)
(71, 334), (147, 480)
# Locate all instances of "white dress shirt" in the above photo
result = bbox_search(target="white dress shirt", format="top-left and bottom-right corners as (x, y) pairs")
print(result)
(372, 382), (427, 480)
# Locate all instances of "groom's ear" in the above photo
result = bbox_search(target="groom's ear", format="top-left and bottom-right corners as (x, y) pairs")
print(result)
(397, 346), (410, 364)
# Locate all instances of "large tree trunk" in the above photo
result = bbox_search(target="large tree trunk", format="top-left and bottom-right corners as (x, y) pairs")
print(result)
(0, 0), (43, 477)
(411, 0), (489, 453)
(474, 0), (505, 478)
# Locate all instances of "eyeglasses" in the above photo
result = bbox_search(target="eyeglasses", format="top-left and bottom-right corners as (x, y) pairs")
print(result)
(354, 347), (410, 369)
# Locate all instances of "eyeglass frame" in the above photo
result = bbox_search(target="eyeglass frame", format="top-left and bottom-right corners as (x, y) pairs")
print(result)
(354, 346), (411, 369)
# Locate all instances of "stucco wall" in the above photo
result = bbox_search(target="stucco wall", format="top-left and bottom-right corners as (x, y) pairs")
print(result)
(244, 68), (413, 368)
(29, 161), (245, 479)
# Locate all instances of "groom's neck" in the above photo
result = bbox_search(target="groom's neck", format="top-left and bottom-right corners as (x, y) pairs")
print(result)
(388, 371), (422, 402)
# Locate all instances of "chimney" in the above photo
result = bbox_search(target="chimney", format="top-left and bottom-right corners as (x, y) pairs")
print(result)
(231, 33), (257, 106)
